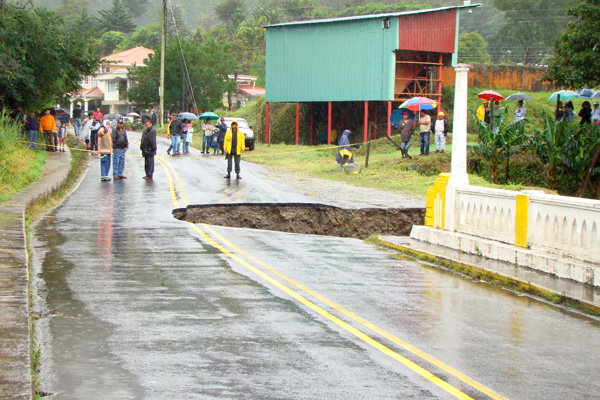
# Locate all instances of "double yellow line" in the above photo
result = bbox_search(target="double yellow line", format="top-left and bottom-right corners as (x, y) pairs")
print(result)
(156, 154), (508, 400)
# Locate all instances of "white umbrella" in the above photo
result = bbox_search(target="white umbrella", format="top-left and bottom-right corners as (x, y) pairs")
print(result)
(505, 93), (532, 101)
(127, 112), (140, 117)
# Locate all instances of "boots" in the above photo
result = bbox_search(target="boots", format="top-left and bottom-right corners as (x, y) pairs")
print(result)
(236, 173), (241, 180)
(224, 173), (231, 179)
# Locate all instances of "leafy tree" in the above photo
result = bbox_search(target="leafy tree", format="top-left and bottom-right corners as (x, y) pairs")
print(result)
(98, 0), (137, 34)
(69, 10), (101, 34)
(530, 112), (570, 190)
(543, 0), (600, 88)
(337, 2), (428, 18)
(56, 0), (89, 18)
(117, 24), (161, 51)
(121, 0), (150, 17)
(252, 0), (282, 25)
(126, 37), (236, 112)
(215, 0), (247, 26)
(458, 32), (491, 65)
(489, 0), (575, 65)
(0, 4), (99, 111)
(98, 31), (126, 56)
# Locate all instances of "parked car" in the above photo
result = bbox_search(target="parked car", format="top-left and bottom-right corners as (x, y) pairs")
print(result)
(221, 117), (255, 151)
(54, 108), (70, 125)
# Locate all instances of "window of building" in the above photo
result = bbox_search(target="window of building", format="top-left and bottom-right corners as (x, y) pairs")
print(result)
(107, 81), (117, 93)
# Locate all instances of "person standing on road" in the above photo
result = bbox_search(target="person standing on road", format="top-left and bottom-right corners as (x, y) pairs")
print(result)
(72, 104), (83, 136)
(39, 109), (57, 152)
(89, 116), (102, 154)
(151, 109), (158, 126)
(182, 119), (193, 154)
(140, 121), (157, 179)
(418, 111), (431, 156)
(98, 121), (113, 181)
(111, 118), (129, 180)
(167, 114), (183, 156)
(201, 119), (214, 154)
(398, 112), (414, 159)
(92, 107), (103, 122)
(80, 113), (93, 149)
(434, 112), (449, 153)
(25, 111), (39, 150)
(223, 120), (244, 179)
(216, 117), (227, 154)
(142, 109), (152, 125)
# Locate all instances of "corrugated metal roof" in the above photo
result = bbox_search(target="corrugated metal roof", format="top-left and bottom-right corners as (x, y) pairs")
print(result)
(264, 4), (481, 28)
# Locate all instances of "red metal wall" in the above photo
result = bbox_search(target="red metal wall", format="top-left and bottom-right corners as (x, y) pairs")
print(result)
(398, 9), (456, 54)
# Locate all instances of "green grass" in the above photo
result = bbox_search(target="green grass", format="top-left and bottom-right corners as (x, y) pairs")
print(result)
(0, 116), (47, 203)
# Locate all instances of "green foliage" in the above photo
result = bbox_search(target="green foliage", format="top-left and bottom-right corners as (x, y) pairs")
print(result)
(116, 24), (161, 51)
(215, 0), (247, 26)
(56, 0), (89, 18)
(98, 0), (137, 34)
(0, 4), (100, 111)
(489, 0), (575, 65)
(458, 32), (491, 65)
(126, 37), (236, 111)
(543, 0), (600, 88)
(0, 114), (46, 203)
(99, 31), (126, 56)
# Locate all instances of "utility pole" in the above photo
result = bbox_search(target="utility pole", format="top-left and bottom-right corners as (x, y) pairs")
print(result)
(159, 0), (167, 127)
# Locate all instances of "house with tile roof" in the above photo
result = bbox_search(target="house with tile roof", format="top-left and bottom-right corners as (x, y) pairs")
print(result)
(69, 46), (155, 116)
(223, 74), (265, 111)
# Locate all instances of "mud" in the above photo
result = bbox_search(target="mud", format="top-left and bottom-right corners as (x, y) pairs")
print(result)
(173, 203), (425, 239)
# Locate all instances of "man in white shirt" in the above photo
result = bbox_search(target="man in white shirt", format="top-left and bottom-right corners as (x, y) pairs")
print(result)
(418, 111), (432, 155)
(514, 100), (526, 123)
(434, 112), (448, 153)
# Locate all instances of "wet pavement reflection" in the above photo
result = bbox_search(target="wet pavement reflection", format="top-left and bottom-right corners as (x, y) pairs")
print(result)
(32, 134), (600, 399)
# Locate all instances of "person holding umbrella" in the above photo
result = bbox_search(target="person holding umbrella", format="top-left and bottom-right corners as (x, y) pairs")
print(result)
(398, 112), (414, 159)
(514, 100), (526, 123)
(201, 118), (214, 154)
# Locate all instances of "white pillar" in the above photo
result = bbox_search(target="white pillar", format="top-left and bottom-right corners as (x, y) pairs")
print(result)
(445, 63), (471, 231)
(84, 100), (89, 113)
(448, 63), (471, 187)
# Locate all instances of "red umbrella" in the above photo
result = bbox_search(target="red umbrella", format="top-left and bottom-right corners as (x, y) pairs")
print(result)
(477, 90), (504, 101)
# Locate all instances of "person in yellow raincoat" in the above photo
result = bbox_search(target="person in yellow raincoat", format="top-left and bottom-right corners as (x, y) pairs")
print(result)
(223, 120), (245, 179)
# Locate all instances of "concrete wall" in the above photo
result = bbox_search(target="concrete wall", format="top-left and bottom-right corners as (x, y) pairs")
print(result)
(442, 65), (557, 92)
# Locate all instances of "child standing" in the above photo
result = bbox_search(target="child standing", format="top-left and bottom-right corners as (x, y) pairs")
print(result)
(58, 123), (67, 152)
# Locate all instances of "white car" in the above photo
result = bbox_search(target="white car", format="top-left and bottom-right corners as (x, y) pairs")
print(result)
(221, 117), (255, 151)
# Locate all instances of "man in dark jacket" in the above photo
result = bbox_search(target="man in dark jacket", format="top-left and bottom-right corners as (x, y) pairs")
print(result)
(151, 109), (158, 126)
(216, 117), (227, 154)
(25, 111), (40, 149)
(111, 119), (129, 180)
(142, 109), (152, 125)
(72, 104), (83, 136)
(167, 113), (184, 156)
(140, 121), (157, 179)
(398, 112), (414, 159)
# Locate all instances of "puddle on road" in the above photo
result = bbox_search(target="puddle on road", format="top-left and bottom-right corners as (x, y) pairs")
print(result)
(173, 203), (425, 239)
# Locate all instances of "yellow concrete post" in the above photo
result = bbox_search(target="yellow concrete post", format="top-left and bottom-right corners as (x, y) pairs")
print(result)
(515, 193), (529, 247)
(425, 173), (450, 228)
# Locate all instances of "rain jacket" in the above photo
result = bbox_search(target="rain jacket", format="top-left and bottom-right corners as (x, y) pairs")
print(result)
(111, 126), (129, 149)
(39, 114), (56, 132)
(25, 116), (39, 131)
(202, 122), (214, 137)
(140, 126), (157, 157)
(168, 119), (184, 136)
(399, 118), (415, 142)
(223, 123), (245, 155)
(98, 125), (113, 154)
(336, 130), (354, 164)
(79, 118), (92, 141)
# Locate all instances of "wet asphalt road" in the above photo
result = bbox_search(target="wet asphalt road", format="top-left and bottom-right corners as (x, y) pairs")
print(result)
(32, 133), (600, 400)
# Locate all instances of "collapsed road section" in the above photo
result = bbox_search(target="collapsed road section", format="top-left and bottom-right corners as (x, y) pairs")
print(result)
(173, 203), (425, 239)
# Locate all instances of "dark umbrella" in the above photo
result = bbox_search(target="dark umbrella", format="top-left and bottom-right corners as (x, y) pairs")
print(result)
(390, 108), (415, 128)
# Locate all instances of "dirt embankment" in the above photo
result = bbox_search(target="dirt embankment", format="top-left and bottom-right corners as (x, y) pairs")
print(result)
(173, 203), (425, 239)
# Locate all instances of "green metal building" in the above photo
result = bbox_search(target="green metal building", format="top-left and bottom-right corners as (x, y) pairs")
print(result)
(264, 5), (479, 143)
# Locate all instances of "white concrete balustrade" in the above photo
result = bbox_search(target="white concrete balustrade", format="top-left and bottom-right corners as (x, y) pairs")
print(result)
(455, 186), (517, 245)
(527, 192), (600, 263)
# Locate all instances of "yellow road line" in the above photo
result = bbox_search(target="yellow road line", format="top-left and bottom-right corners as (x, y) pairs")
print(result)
(156, 156), (507, 400)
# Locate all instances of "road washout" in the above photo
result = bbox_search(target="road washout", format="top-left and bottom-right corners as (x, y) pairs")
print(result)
(173, 203), (425, 239)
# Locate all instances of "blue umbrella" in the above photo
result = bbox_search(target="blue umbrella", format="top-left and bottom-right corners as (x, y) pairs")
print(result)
(177, 112), (198, 120)
(199, 111), (219, 121)
(548, 90), (580, 101)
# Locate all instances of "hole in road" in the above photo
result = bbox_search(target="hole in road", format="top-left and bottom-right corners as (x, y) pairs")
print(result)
(173, 203), (425, 239)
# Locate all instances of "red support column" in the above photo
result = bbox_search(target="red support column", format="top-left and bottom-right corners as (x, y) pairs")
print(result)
(328, 101), (332, 145)
(363, 101), (369, 143)
(310, 103), (314, 145)
(295, 102), (300, 145)
(437, 53), (443, 114)
(266, 102), (270, 144)
(387, 100), (392, 137)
